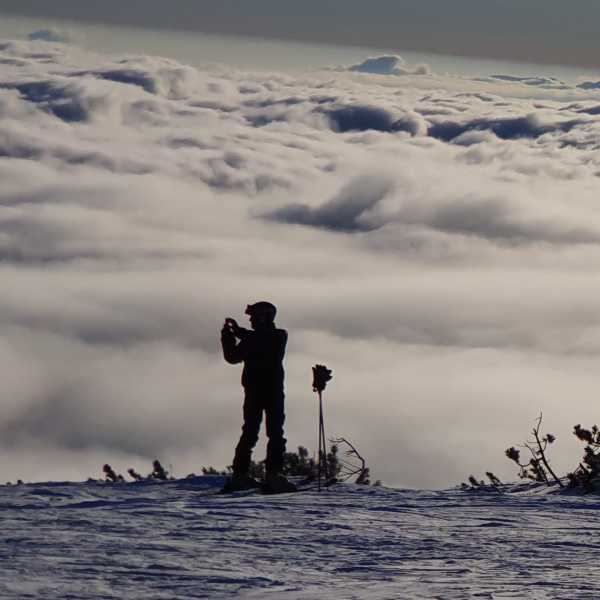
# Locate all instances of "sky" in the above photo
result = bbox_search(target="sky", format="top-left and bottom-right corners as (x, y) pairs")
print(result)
(3, 20), (600, 489)
(2, 0), (600, 68)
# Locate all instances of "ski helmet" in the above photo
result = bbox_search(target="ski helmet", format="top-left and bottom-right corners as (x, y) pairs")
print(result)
(245, 301), (277, 321)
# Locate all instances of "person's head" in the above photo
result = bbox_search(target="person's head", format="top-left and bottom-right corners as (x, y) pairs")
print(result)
(245, 301), (277, 330)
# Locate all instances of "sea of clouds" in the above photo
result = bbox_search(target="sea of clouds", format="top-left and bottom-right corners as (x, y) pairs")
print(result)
(3, 37), (600, 487)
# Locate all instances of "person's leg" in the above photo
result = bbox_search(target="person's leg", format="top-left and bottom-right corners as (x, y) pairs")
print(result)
(265, 393), (286, 476)
(232, 391), (263, 475)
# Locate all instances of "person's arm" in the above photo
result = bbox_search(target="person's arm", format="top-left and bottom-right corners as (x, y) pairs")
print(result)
(221, 323), (247, 364)
(235, 326), (251, 340)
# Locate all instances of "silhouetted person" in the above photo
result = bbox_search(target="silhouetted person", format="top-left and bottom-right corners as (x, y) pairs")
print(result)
(221, 302), (295, 493)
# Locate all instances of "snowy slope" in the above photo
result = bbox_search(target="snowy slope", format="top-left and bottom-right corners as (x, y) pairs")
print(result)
(1, 477), (599, 599)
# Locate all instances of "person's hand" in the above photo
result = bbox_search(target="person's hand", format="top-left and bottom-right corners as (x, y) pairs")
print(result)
(222, 319), (234, 336)
(225, 318), (242, 336)
(222, 317), (241, 337)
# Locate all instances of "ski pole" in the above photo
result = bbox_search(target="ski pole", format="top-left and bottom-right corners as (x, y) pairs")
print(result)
(317, 391), (321, 492)
(312, 364), (333, 492)
(318, 389), (324, 491)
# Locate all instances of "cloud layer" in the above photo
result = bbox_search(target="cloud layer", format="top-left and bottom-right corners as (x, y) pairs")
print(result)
(3, 40), (600, 487)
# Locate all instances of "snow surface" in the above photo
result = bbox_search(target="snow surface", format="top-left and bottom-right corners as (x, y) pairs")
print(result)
(1, 477), (599, 599)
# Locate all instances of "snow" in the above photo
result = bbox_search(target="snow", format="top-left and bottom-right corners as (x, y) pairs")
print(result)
(1, 477), (599, 599)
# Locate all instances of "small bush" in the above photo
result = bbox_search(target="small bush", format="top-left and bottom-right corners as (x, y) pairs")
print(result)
(567, 424), (600, 491)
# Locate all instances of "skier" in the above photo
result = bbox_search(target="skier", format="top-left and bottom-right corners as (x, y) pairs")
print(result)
(221, 301), (296, 493)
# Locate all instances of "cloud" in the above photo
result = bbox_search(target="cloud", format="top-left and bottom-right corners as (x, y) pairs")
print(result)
(3, 41), (600, 488)
(320, 104), (426, 135)
(346, 55), (431, 76)
(577, 81), (600, 91)
(267, 175), (600, 245)
(265, 175), (394, 231)
(71, 57), (204, 99)
(428, 113), (584, 142)
(0, 40), (65, 64)
(27, 29), (72, 44)
(479, 74), (570, 91)
(0, 79), (110, 122)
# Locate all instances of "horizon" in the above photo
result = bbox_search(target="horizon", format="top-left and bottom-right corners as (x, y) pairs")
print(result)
(2, 0), (600, 69)
(3, 14), (600, 88)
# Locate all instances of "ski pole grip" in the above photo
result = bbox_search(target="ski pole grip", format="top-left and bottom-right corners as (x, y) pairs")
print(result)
(312, 364), (333, 393)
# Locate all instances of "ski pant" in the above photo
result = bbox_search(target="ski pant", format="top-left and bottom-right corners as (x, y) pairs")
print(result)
(232, 387), (286, 476)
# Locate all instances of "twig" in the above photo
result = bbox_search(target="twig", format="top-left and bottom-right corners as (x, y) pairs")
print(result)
(532, 413), (563, 488)
(331, 437), (369, 483)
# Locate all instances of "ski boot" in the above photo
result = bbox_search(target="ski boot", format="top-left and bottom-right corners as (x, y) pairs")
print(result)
(221, 472), (261, 493)
(261, 472), (298, 495)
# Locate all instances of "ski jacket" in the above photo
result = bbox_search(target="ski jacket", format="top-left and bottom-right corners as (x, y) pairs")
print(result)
(221, 324), (287, 391)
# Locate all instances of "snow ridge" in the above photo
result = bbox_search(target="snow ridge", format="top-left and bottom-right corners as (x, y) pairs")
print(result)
(2, 477), (599, 599)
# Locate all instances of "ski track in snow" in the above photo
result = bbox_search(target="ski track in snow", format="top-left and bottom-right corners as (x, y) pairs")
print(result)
(1, 477), (599, 599)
